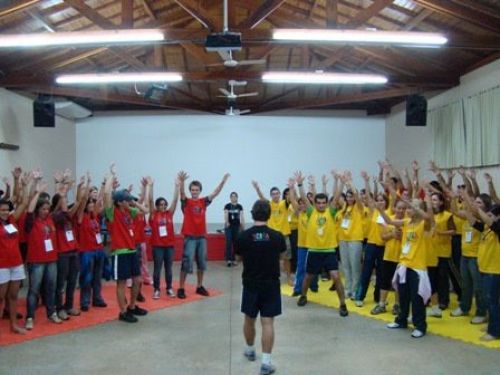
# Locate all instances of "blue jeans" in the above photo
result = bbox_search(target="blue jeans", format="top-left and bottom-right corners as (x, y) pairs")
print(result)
(294, 247), (318, 294)
(79, 250), (106, 308)
(460, 256), (486, 316)
(56, 251), (80, 311)
(224, 225), (239, 262)
(181, 236), (207, 273)
(356, 243), (384, 302)
(396, 268), (427, 333)
(27, 262), (57, 319)
(482, 273), (500, 337)
(153, 246), (175, 290)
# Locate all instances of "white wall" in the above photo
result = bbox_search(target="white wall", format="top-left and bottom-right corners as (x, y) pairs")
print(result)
(76, 111), (385, 225)
(0, 88), (76, 186)
(386, 59), (500, 187)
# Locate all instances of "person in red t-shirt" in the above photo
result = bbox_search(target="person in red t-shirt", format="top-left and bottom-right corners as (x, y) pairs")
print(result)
(177, 171), (230, 299)
(103, 166), (150, 323)
(149, 176), (179, 299)
(0, 191), (29, 335)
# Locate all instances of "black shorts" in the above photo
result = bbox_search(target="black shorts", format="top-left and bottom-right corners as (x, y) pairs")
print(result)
(306, 251), (338, 275)
(380, 260), (398, 291)
(241, 283), (281, 318)
(111, 252), (141, 281)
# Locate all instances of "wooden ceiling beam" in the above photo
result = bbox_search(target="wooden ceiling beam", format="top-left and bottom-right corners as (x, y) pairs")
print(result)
(173, 0), (217, 30)
(412, 0), (500, 33)
(0, 0), (40, 18)
(139, 0), (156, 21)
(238, 0), (287, 29)
(344, 0), (394, 28)
(25, 8), (55, 32)
(63, 0), (117, 29)
(325, 0), (338, 28)
(121, 0), (134, 28)
(403, 8), (433, 31)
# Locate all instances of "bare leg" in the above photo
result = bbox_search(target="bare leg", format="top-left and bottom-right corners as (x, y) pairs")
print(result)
(116, 280), (128, 313)
(284, 259), (293, 286)
(243, 315), (256, 346)
(331, 271), (346, 304)
(179, 271), (187, 289)
(197, 270), (204, 287)
(261, 317), (275, 354)
(129, 276), (141, 309)
(301, 273), (313, 296)
(8, 281), (26, 334)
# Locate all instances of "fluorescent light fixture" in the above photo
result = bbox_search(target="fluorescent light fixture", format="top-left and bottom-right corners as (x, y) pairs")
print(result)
(273, 29), (448, 46)
(0, 29), (164, 48)
(56, 72), (182, 85)
(262, 72), (388, 85)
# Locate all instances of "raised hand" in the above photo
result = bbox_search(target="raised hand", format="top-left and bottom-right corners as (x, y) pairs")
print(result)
(294, 171), (305, 184)
(411, 160), (419, 172)
(360, 170), (369, 182)
(484, 173), (493, 183)
(177, 170), (189, 181)
(321, 174), (328, 186)
(11, 166), (22, 179)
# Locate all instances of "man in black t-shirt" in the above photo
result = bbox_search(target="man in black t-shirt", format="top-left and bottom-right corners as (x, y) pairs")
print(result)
(224, 192), (244, 267)
(236, 199), (286, 375)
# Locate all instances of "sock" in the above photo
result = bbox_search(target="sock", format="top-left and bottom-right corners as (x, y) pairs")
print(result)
(262, 353), (271, 366)
(245, 345), (255, 353)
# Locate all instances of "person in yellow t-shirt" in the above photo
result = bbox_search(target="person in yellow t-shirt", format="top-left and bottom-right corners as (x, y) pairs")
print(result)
(355, 171), (389, 307)
(470, 203), (500, 341)
(294, 172), (348, 317)
(284, 188), (299, 275)
(337, 171), (365, 300)
(428, 192), (456, 317)
(252, 180), (293, 286)
(371, 199), (406, 316)
(378, 195), (434, 339)
(450, 193), (491, 324)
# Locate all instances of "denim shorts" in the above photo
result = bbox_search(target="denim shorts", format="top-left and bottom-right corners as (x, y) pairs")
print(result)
(181, 236), (207, 273)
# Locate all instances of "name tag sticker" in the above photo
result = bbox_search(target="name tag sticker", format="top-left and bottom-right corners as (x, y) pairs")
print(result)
(402, 242), (410, 255)
(44, 239), (54, 252)
(159, 225), (168, 237)
(376, 215), (385, 224)
(95, 233), (103, 244)
(465, 231), (473, 243)
(65, 230), (74, 242)
(4, 224), (17, 234)
(341, 219), (350, 229)
(317, 227), (324, 236)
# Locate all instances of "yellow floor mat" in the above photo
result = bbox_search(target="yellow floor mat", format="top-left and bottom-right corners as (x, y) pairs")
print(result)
(282, 280), (500, 349)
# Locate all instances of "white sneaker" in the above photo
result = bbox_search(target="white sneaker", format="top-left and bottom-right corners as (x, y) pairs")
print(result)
(58, 310), (69, 320)
(451, 307), (466, 317)
(387, 322), (401, 329)
(49, 312), (63, 324)
(411, 329), (425, 338)
(471, 316), (487, 324)
(153, 290), (160, 300)
(167, 289), (175, 298)
(25, 318), (34, 330)
(427, 307), (442, 318)
(355, 300), (363, 307)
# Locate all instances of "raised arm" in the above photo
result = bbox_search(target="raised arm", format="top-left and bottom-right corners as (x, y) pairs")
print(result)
(429, 160), (447, 190)
(411, 160), (420, 194)
(287, 178), (299, 212)
(207, 173), (230, 201)
(344, 171), (364, 212)
(321, 175), (328, 195)
(294, 171), (311, 209)
(251, 180), (267, 201)
(177, 170), (188, 201)
(457, 165), (474, 197)
(467, 169), (480, 197)
(361, 171), (375, 212)
(484, 173), (500, 204)
(169, 177), (180, 215)
(331, 169), (343, 207)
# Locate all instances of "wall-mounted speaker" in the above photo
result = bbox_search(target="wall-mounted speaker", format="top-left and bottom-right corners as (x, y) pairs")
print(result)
(33, 100), (55, 128)
(405, 94), (427, 126)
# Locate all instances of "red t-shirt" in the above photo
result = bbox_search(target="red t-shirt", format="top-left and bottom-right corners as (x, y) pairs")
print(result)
(107, 207), (136, 251)
(53, 211), (78, 254)
(17, 212), (27, 244)
(26, 214), (58, 263)
(0, 215), (23, 268)
(149, 210), (175, 247)
(78, 213), (104, 252)
(181, 197), (211, 237)
(134, 212), (146, 245)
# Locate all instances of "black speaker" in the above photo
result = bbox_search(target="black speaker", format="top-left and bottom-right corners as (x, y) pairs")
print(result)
(406, 95), (427, 126)
(33, 100), (55, 128)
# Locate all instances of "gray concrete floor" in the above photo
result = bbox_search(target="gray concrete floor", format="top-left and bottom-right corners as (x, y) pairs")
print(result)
(1, 262), (499, 375)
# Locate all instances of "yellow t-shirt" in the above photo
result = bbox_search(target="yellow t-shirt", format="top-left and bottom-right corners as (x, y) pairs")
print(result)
(268, 200), (291, 236)
(477, 227), (500, 274)
(367, 210), (389, 246)
(362, 206), (370, 240)
(431, 210), (453, 259)
(400, 219), (429, 271)
(337, 205), (364, 242)
(297, 211), (308, 248)
(288, 205), (298, 231)
(453, 199), (466, 235)
(305, 207), (338, 251)
(461, 221), (481, 258)
(383, 218), (402, 263)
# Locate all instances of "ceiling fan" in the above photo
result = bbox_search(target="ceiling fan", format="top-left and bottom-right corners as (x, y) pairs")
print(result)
(225, 106), (250, 116)
(218, 80), (258, 99)
(209, 50), (266, 68)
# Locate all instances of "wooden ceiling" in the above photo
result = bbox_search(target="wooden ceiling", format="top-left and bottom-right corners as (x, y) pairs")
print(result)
(0, 0), (499, 115)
